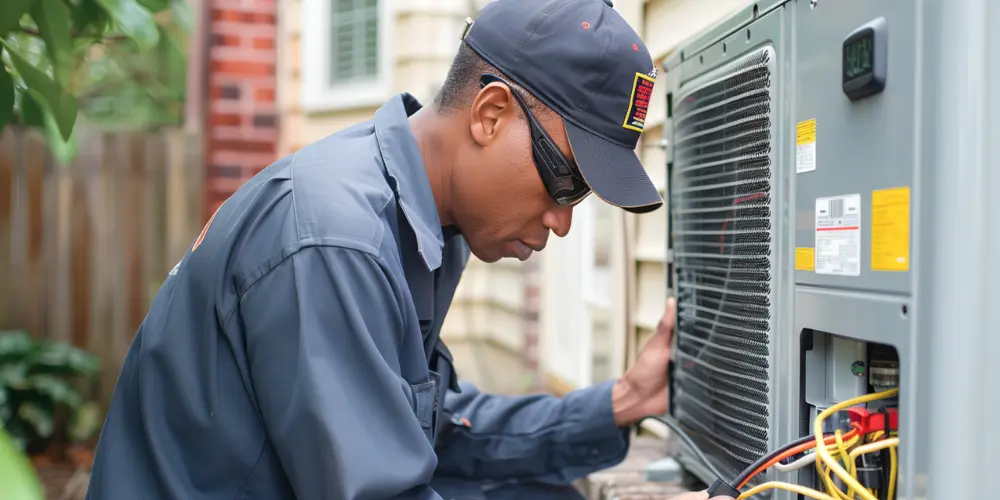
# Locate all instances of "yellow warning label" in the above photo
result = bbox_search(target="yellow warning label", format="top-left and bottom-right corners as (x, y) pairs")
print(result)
(871, 187), (911, 272)
(795, 247), (815, 271)
(796, 119), (816, 146)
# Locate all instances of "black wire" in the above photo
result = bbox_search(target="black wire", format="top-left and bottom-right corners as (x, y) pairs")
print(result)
(642, 415), (727, 482)
(731, 434), (816, 487)
(731, 432), (843, 488)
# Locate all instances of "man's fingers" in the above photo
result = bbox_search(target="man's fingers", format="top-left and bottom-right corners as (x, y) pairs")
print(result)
(657, 296), (677, 335)
(665, 295), (677, 315)
(667, 491), (710, 500)
(668, 492), (736, 500)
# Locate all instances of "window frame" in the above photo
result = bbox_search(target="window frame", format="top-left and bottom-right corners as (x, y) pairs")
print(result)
(300, 0), (394, 112)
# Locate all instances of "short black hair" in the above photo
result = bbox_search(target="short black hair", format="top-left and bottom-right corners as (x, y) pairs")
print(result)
(434, 43), (541, 116)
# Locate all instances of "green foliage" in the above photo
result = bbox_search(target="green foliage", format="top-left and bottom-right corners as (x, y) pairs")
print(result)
(0, 427), (44, 500)
(0, 330), (103, 453)
(0, 0), (191, 162)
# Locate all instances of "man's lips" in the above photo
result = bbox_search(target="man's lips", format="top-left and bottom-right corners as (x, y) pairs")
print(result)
(519, 239), (545, 252)
(513, 240), (545, 261)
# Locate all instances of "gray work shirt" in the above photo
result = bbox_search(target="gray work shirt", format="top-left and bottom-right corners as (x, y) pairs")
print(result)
(86, 93), (630, 500)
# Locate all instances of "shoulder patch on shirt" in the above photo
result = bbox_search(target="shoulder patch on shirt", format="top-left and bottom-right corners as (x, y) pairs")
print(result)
(622, 72), (655, 133)
(193, 202), (224, 252)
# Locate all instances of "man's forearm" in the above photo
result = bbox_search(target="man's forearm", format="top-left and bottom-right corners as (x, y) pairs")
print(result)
(434, 380), (632, 483)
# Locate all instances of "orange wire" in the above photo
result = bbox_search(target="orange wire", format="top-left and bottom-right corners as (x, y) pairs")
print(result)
(736, 425), (862, 489)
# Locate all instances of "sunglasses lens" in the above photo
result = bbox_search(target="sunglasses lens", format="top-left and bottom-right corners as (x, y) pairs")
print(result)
(554, 181), (591, 206)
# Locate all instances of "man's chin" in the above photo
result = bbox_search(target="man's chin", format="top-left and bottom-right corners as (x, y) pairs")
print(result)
(468, 248), (503, 264)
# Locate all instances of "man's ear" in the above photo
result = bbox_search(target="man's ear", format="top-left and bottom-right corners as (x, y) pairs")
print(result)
(469, 83), (514, 147)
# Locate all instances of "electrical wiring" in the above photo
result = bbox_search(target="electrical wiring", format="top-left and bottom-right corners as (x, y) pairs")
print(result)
(771, 432), (862, 473)
(848, 438), (899, 461)
(888, 443), (897, 499)
(734, 425), (861, 489)
(773, 451), (818, 472)
(812, 388), (900, 500)
(814, 436), (900, 500)
(835, 431), (857, 499)
(818, 460), (852, 500)
(736, 481), (836, 500)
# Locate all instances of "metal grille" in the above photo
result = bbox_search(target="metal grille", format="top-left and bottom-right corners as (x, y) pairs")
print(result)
(670, 47), (775, 486)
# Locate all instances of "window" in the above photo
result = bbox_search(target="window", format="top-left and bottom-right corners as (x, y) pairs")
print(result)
(329, 0), (379, 85)
(301, 0), (392, 111)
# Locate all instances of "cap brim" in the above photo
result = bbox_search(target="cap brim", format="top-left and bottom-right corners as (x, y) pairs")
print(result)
(564, 121), (663, 214)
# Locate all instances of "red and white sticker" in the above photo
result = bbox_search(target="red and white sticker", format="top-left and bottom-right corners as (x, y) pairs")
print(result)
(622, 72), (654, 132)
(815, 194), (861, 276)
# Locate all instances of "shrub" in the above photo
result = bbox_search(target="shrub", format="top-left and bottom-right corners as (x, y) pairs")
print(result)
(0, 330), (103, 453)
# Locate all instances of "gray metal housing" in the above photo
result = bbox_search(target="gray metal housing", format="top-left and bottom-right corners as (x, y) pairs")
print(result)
(661, 0), (1000, 498)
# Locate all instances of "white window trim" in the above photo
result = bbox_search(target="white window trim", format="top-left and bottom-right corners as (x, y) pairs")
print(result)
(300, 0), (394, 113)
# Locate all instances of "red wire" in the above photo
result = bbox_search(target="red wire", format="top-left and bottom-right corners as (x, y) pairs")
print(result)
(735, 425), (862, 489)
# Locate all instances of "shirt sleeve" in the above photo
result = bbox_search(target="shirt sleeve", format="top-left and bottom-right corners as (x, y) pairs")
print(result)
(240, 244), (443, 500)
(433, 379), (631, 484)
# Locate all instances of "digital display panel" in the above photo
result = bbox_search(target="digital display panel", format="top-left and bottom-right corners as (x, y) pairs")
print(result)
(843, 29), (875, 81)
(842, 18), (887, 101)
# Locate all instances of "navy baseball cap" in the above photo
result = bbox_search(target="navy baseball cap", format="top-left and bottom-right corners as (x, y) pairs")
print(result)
(463, 0), (663, 213)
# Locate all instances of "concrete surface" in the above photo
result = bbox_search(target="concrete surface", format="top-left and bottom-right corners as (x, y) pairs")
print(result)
(579, 436), (699, 500)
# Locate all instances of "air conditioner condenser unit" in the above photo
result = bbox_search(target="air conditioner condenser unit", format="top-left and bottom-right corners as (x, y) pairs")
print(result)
(662, 1), (999, 499)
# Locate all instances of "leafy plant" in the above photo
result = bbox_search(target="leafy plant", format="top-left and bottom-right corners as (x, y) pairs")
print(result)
(0, 330), (102, 453)
(0, 0), (191, 162)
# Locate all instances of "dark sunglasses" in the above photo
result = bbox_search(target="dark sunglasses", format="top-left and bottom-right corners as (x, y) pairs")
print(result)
(479, 74), (591, 206)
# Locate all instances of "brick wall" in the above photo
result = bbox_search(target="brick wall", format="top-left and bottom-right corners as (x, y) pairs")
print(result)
(205, 0), (279, 219)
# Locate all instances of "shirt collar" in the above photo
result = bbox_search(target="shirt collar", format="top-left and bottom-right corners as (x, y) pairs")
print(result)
(374, 93), (445, 271)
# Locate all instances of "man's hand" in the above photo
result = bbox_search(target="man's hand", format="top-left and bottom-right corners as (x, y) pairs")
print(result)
(611, 297), (677, 427)
(669, 491), (736, 500)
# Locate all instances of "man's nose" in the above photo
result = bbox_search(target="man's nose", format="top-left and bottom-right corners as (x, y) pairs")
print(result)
(542, 206), (573, 237)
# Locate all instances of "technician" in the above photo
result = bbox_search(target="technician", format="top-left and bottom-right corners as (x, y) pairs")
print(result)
(86, 0), (732, 499)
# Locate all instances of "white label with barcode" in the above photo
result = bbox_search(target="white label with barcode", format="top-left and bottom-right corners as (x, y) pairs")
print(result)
(815, 194), (861, 276)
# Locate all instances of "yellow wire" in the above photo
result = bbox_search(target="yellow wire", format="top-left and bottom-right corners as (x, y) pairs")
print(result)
(816, 433), (859, 500)
(834, 430), (857, 498)
(813, 389), (899, 500)
(847, 438), (899, 461)
(818, 461), (851, 500)
(888, 445), (898, 499)
(848, 437), (901, 499)
(737, 481), (837, 500)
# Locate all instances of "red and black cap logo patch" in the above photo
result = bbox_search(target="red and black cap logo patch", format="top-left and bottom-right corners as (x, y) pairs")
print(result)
(622, 72), (654, 132)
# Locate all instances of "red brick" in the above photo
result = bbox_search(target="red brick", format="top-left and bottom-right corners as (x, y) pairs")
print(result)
(211, 84), (241, 100)
(249, 12), (276, 24)
(210, 100), (275, 115)
(211, 47), (276, 63)
(211, 60), (274, 76)
(213, 139), (277, 154)
(209, 113), (242, 126)
(211, 22), (276, 37)
(212, 126), (279, 142)
(211, 34), (242, 46)
(254, 87), (275, 102)
(212, 9), (243, 22)
(251, 37), (275, 50)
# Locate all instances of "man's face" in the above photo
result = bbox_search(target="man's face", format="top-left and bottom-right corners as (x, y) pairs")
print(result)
(451, 82), (582, 263)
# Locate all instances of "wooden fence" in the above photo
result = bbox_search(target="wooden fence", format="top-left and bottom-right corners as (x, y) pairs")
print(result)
(0, 125), (205, 403)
